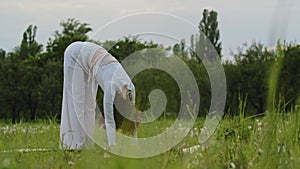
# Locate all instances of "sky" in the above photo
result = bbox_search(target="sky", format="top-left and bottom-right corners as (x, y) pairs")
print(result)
(0, 0), (299, 60)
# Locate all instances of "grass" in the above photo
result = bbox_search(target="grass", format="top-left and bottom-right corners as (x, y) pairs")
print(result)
(0, 109), (299, 169)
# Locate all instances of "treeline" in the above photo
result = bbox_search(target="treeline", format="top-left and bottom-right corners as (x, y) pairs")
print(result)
(1, 16), (300, 123)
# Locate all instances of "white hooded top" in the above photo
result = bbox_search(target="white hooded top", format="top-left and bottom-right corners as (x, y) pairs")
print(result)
(63, 41), (135, 146)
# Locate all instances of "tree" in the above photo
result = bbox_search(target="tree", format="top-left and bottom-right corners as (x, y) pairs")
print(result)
(19, 56), (43, 120)
(19, 25), (43, 120)
(223, 62), (241, 115)
(38, 57), (63, 119)
(41, 18), (92, 119)
(2, 51), (22, 123)
(233, 42), (276, 114)
(0, 49), (6, 119)
(172, 39), (188, 60)
(186, 58), (211, 115)
(0, 49), (5, 59)
(46, 18), (92, 61)
(279, 43), (300, 110)
(198, 9), (222, 57)
(2, 25), (43, 122)
(101, 36), (158, 62)
(20, 25), (42, 60)
(0, 25), (43, 122)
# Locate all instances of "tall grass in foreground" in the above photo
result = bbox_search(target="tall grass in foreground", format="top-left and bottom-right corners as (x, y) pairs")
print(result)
(0, 109), (299, 169)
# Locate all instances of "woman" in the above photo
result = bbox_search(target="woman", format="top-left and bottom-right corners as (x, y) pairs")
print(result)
(60, 41), (136, 150)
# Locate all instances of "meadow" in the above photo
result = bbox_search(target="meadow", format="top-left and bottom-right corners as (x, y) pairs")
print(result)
(0, 107), (299, 169)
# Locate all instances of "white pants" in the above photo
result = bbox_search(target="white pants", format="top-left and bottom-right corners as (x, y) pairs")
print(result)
(59, 51), (98, 150)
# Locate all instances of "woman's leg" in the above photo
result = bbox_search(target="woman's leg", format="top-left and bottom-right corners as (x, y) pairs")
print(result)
(60, 59), (86, 150)
(81, 77), (98, 148)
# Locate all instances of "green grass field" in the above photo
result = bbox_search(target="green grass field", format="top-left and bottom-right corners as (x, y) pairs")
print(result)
(0, 108), (299, 169)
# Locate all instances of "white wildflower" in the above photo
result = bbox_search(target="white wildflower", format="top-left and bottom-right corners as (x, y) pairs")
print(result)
(257, 127), (262, 132)
(257, 122), (262, 127)
(230, 162), (236, 168)
(68, 161), (74, 166)
(104, 152), (111, 158)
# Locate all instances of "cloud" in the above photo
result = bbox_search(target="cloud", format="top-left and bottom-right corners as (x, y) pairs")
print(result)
(0, 0), (299, 57)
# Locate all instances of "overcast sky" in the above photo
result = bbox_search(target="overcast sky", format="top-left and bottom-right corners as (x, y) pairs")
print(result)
(0, 0), (299, 60)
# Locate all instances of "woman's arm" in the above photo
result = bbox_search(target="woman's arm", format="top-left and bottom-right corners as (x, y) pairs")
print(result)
(103, 83), (116, 146)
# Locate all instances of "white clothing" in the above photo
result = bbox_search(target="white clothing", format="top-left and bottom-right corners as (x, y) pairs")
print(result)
(60, 41), (135, 149)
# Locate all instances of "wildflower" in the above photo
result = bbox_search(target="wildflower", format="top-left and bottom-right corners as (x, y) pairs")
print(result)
(230, 162), (236, 168)
(248, 126), (252, 130)
(257, 127), (262, 132)
(68, 161), (74, 166)
(104, 151), (111, 158)
(257, 122), (262, 127)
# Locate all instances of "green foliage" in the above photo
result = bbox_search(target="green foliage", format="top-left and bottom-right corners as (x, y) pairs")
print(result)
(185, 59), (211, 115)
(230, 41), (300, 115)
(173, 40), (188, 59)
(0, 25), (43, 122)
(20, 25), (42, 60)
(46, 18), (92, 61)
(188, 9), (222, 63)
(0, 49), (5, 59)
(198, 9), (222, 57)
(0, 109), (300, 168)
(100, 36), (158, 62)
(278, 43), (300, 109)
(229, 42), (277, 114)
